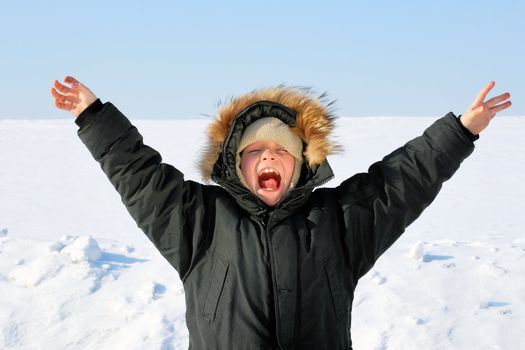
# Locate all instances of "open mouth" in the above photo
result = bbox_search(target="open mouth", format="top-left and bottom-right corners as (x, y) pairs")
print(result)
(258, 168), (282, 191)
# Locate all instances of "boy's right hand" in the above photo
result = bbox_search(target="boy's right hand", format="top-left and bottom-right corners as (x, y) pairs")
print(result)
(50, 76), (98, 118)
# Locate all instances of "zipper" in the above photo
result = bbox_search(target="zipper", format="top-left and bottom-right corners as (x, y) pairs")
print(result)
(255, 207), (269, 224)
(263, 219), (285, 350)
(252, 213), (282, 348)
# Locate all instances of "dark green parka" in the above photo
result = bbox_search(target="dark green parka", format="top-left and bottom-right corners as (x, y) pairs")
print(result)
(76, 87), (477, 350)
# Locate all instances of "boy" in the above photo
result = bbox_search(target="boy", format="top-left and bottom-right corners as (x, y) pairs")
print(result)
(51, 77), (510, 350)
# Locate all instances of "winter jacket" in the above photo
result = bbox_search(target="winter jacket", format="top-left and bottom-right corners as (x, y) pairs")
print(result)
(75, 88), (478, 350)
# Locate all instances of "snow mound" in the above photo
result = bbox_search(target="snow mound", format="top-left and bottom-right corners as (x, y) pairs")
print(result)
(369, 271), (387, 285)
(8, 236), (101, 287)
(61, 235), (102, 262)
(9, 255), (63, 287)
(48, 241), (65, 253)
(136, 281), (167, 303)
(407, 241), (425, 261)
(477, 261), (508, 277)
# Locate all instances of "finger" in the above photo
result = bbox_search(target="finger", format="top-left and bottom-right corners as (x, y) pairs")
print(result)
(472, 81), (496, 108)
(50, 87), (63, 99)
(64, 76), (80, 85)
(490, 100), (512, 115)
(486, 92), (511, 108)
(51, 87), (68, 102)
(54, 98), (75, 111)
(51, 88), (81, 104)
(53, 80), (77, 94)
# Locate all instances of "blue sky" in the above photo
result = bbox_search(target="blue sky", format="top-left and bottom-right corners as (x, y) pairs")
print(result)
(1, 0), (523, 119)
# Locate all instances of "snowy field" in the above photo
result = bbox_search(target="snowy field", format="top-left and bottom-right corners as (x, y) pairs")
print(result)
(1, 114), (524, 349)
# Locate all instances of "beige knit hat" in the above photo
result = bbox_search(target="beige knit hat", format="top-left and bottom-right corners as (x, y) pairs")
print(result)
(236, 117), (304, 190)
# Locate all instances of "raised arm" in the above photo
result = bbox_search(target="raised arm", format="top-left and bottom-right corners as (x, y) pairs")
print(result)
(338, 82), (511, 280)
(50, 77), (209, 281)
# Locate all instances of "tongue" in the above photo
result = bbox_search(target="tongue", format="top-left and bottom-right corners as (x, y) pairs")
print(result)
(261, 178), (279, 189)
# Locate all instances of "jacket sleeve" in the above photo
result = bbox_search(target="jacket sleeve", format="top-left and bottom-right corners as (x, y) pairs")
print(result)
(337, 112), (476, 280)
(76, 101), (208, 281)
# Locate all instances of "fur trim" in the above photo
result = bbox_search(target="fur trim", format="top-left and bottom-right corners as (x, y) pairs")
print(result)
(198, 86), (342, 182)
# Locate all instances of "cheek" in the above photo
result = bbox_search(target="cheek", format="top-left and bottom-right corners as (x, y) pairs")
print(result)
(240, 155), (257, 183)
(283, 156), (296, 175)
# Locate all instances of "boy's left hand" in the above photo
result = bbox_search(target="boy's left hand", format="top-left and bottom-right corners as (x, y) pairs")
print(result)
(460, 81), (512, 135)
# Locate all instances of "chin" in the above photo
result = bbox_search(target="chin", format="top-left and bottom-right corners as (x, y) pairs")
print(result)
(256, 188), (285, 207)
(261, 198), (279, 207)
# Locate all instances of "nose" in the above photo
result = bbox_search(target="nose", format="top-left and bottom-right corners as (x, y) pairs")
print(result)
(261, 149), (276, 161)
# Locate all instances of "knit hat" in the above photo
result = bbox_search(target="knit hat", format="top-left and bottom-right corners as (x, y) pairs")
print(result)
(236, 117), (304, 190)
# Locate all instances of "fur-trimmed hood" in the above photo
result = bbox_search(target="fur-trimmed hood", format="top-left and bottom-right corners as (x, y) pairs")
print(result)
(199, 86), (342, 184)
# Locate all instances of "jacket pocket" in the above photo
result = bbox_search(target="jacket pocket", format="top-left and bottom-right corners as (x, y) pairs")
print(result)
(202, 256), (230, 322)
(323, 257), (347, 321)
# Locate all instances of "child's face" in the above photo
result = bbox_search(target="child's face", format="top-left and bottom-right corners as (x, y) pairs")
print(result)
(240, 140), (296, 207)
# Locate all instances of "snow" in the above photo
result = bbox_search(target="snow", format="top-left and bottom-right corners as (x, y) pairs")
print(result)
(61, 236), (102, 263)
(1, 115), (524, 349)
(407, 241), (425, 262)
